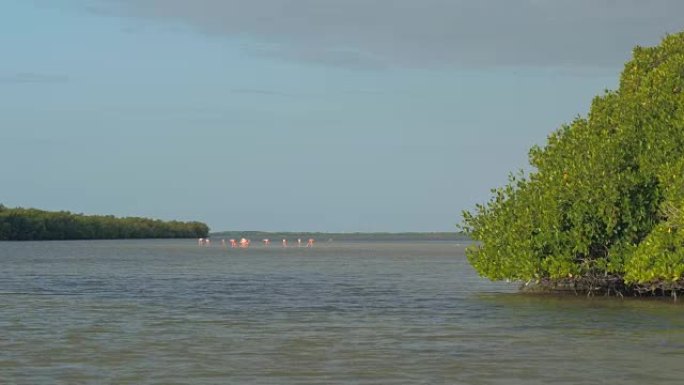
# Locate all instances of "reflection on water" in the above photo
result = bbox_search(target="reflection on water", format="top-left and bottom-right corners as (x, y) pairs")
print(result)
(0, 240), (682, 384)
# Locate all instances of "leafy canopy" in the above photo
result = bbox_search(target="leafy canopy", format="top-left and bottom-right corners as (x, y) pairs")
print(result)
(462, 33), (684, 291)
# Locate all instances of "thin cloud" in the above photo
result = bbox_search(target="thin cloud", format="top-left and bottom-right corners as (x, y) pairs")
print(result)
(230, 88), (296, 97)
(4, 136), (61, 146)
(83, 0), (684, 70)
(0, 72), (70, 84)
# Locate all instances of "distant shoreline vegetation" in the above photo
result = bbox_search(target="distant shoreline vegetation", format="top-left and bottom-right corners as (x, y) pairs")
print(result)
(0, 205), (209, 241)
(211, 231), (469, 242)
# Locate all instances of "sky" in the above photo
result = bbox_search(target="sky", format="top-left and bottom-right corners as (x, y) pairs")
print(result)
(1, 1), (683, 232)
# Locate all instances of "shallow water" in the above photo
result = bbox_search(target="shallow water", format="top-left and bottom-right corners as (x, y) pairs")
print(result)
(0, 240), (682, 384)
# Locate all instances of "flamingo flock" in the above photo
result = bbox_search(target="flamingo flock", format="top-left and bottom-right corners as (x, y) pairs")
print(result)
(199, 237), (314, 249)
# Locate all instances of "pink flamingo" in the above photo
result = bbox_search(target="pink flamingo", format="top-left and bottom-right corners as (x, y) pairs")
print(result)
(239, 238), (250, 248)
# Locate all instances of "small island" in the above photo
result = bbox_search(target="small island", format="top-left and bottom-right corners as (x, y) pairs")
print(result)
(462, 33), (684, 297)
(0, 205), (209, 240)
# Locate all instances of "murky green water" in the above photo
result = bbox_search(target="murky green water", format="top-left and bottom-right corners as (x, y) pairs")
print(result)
(0, 240), (682, 384)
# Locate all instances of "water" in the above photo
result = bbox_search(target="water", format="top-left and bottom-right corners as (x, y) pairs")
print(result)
(0, 240), (682, 384)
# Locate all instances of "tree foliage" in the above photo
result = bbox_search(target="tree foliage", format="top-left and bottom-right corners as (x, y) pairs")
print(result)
(462, 33), (684, 295)
(0, 205), (209, 240)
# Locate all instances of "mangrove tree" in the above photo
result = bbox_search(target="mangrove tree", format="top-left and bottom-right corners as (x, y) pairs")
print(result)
(462, 33), (684, 296)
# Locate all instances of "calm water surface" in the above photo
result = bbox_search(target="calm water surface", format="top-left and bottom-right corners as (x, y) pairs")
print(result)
(0, 240), (682, 384)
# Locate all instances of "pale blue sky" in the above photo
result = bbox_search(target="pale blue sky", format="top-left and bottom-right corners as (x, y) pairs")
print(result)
(1, 1), (682, 231)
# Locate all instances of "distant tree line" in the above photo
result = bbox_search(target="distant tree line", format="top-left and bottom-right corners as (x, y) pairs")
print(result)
(211, 231), (469, 242)
(0, 205), (209, 240)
